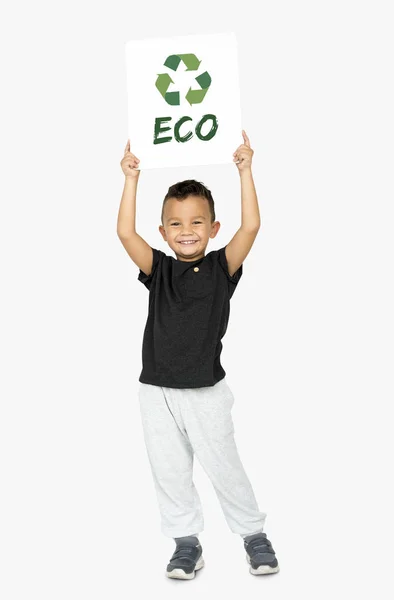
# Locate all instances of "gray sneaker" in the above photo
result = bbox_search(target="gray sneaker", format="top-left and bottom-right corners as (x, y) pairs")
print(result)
(244, 532), (280, 575)
(166, 535), (204, 580)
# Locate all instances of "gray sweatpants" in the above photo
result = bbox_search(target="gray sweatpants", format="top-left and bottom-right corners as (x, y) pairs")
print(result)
(138, 377), (266, 538)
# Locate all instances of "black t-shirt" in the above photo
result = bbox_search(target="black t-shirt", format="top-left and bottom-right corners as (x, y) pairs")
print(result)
(137, 245), (243, 388)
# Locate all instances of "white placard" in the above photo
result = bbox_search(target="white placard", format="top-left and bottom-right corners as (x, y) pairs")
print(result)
(125, 32), (242, 170)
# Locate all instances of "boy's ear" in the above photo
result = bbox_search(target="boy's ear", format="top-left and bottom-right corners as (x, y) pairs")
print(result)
(210, 221), (221, 238)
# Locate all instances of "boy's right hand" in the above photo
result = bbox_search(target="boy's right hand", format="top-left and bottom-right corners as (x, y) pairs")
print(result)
(120, 139), (140, 178)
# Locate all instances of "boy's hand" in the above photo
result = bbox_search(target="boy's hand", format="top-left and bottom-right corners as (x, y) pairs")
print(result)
(233, 130), (253, 172)
(120, 139), (140, 178)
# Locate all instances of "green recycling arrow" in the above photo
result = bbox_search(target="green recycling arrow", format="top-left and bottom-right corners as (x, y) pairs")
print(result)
(155, 53), (212, 106)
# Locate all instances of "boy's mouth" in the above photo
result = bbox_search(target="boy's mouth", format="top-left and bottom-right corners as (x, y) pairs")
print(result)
(178, 240), (198, 245)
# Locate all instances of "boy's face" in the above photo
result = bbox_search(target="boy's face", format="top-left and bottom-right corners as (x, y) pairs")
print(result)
(159, 195), (220, 261)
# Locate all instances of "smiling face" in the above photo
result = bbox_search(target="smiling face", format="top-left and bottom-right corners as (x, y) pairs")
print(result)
(159, 195), (220, 261)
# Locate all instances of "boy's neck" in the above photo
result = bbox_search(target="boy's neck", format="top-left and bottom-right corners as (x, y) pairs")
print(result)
(176, 252), (205, 262)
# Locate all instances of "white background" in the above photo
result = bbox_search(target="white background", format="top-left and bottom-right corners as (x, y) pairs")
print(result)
(1, 1), (393, 598)
(125, 32), (242, 169)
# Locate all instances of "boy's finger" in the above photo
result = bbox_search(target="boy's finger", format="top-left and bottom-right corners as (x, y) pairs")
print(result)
(124, 139), (130, 154)
(125, 151), (140, 162)
(128, 150), (140, 161)
(242, 130), (250, 147)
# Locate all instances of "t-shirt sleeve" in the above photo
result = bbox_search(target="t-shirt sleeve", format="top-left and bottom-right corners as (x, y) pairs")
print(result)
(217, 245), (243, 298)
(137, 247), (165, 290)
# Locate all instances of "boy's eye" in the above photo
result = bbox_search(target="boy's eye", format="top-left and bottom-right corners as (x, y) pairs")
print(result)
(171, 221), (202, 226)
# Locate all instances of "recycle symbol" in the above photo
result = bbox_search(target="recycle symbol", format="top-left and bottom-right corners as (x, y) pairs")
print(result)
(155, 53), (212, 106)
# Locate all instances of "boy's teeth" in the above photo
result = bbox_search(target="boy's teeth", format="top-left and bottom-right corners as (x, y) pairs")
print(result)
(180, 241), (196, 244)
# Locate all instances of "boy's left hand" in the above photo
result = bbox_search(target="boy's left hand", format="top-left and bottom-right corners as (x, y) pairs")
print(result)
(233, 130), (253, 172)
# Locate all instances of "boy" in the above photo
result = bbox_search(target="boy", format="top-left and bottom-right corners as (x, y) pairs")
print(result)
(117, 131), (280, 579)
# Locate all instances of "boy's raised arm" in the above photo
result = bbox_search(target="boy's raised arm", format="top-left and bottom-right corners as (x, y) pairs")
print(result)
(117, 141), (154, 276)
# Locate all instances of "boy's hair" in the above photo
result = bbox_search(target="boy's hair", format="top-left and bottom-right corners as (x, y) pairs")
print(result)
(161, 179), (216, 225)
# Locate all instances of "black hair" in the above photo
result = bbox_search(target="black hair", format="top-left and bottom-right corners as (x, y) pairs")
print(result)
(161, 179), (215, 225)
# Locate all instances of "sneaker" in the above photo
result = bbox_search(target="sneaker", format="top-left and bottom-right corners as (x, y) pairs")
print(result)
(166, 535), (204, 580)
(244, 532), (280, 575)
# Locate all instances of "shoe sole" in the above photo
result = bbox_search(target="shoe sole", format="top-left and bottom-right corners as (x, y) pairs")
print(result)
(246, 553), (280, 575)
(166, 555), (205, 580)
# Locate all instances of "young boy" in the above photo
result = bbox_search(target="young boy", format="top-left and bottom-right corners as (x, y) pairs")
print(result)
(117, 131), (280, 579)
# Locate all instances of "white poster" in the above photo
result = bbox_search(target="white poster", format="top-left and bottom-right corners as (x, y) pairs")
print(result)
(125, 32), (242, 170)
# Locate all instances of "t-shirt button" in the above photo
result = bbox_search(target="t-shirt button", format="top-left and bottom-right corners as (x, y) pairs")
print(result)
(194, 267), (199, 272)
